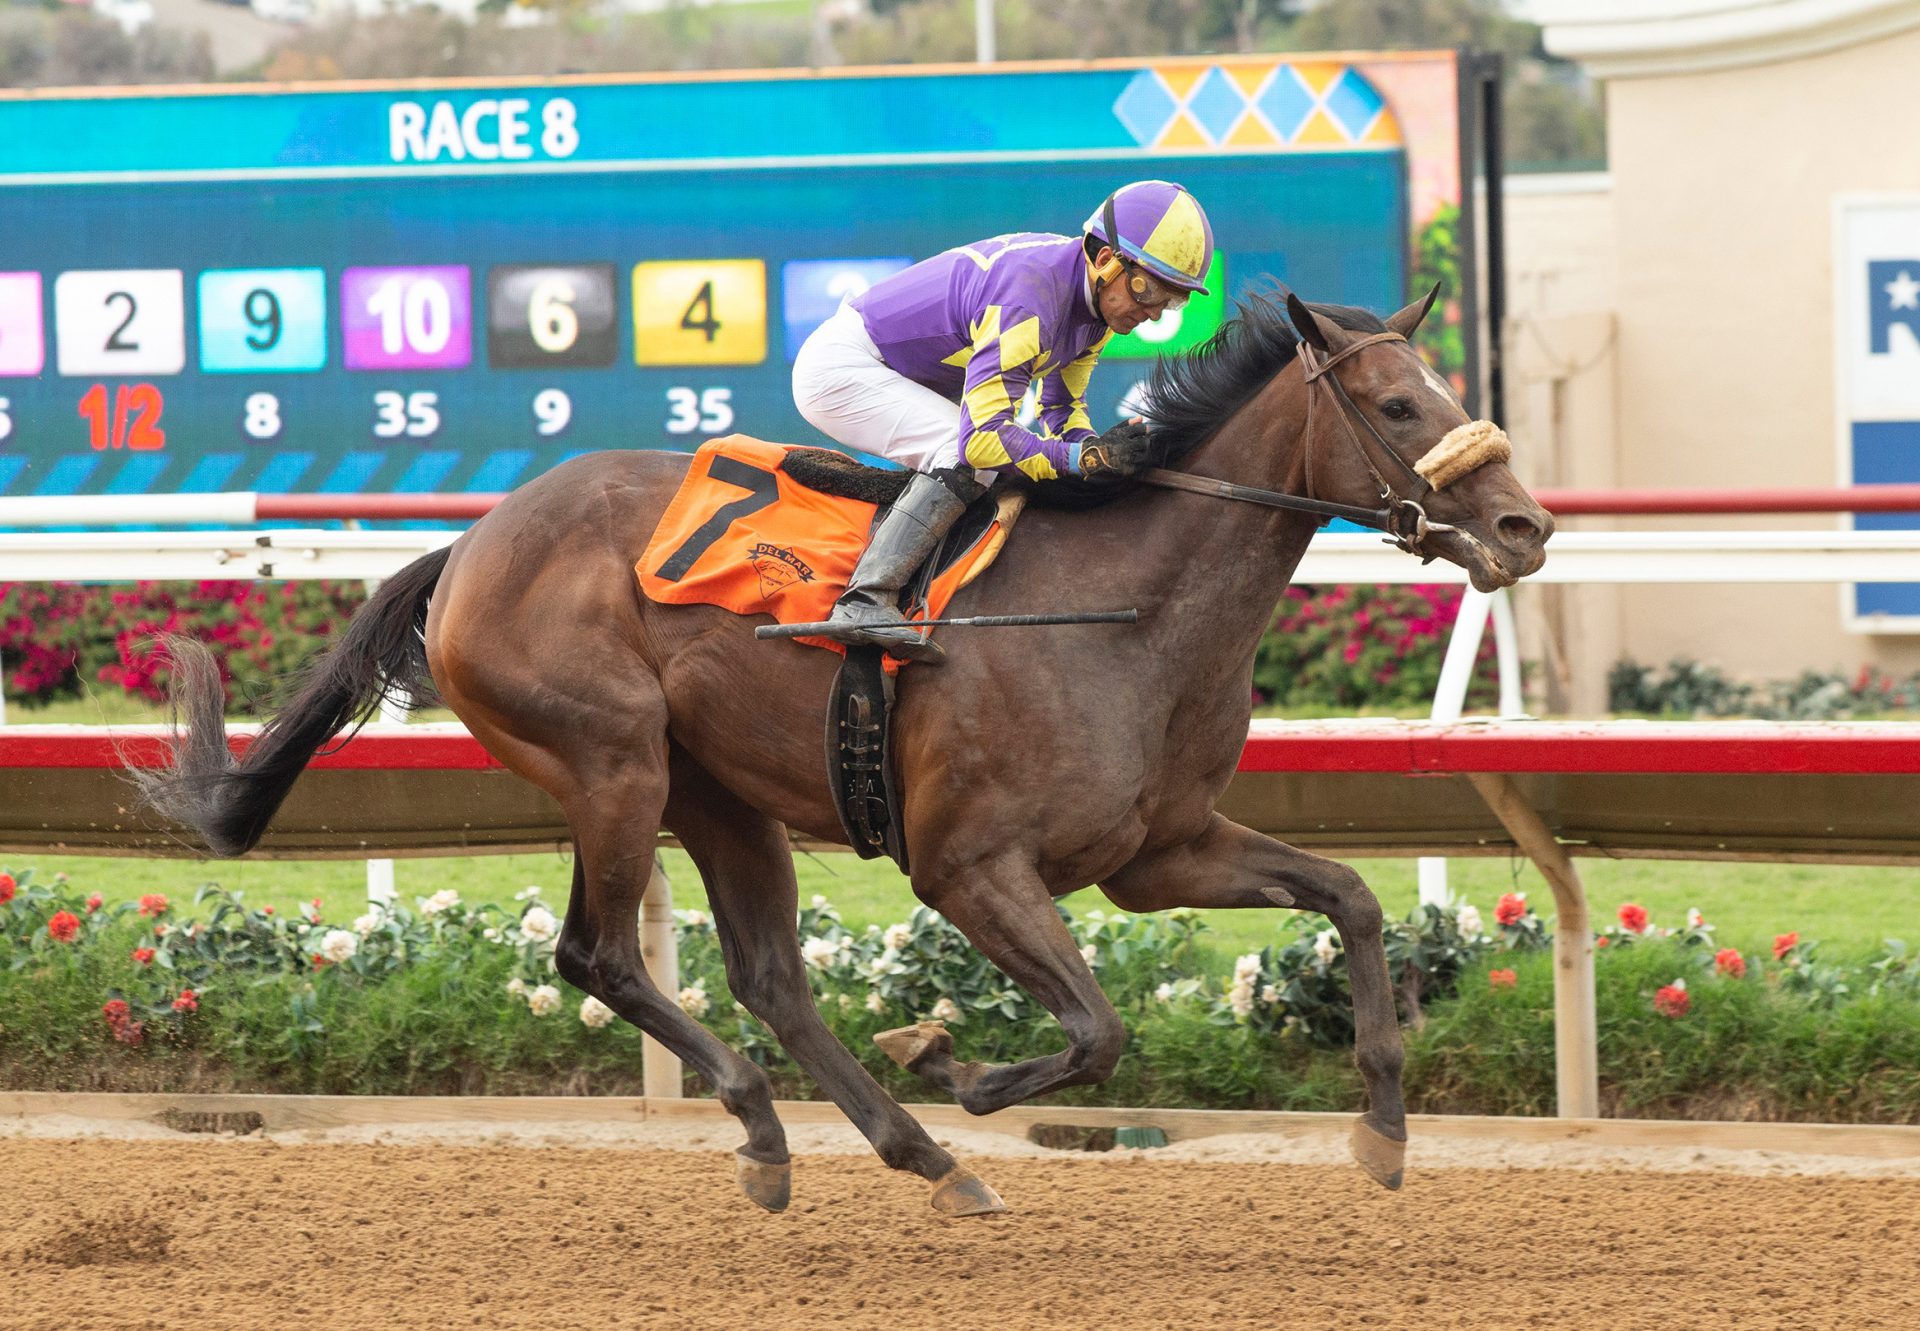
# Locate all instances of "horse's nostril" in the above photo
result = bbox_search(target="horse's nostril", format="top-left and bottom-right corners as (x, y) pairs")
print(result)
(1497, 510), (1551, 549)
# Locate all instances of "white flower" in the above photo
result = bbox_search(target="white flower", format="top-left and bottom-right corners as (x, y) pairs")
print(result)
(883, 923), (913, 952)
(318, 929), (358, 964)
(1154, 982), (1175, 1003)
(352, 911), (381, 939)
(1455, 904), (1484, 939)
(514, 885), (542, 901)
(930, 997), (962, 1024)
(483, 927), (500, 942)
(1314, 929), (1340, 966)
(811, 894), (829, 909)
(1670, 977), (1688, 992)
(1233, 952), (1262, 982)
(526, 984), (562, 1017)
(506, 977), (527, 999)
(519, 906), (558, 942)
(422, 889), (460, 916)
(676, 909), (710, 929)
(864, 992), (886, 1014)
(1080, 943), (1099, 966)
(865, 955), (891, 978)
(677, 983), (709, 1018)
(579, 996), (615, 1028)
(801, 937), (839, 969)
(1261, 984), (1280, 1005)
(1687, 908), (1705, 929)
(1227, 980), (1256, 1018)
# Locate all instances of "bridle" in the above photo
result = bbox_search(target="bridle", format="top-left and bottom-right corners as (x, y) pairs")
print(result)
(1140, 329), (1475, 561)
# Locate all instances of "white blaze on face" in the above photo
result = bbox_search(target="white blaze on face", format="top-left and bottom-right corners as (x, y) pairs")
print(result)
(1418, 361), (1461, 408)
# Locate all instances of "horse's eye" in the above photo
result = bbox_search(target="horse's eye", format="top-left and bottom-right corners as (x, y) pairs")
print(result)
(1381, 397), (1416, 421)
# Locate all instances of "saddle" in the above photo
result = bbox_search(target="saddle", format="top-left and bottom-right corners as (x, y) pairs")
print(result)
(636, 436), (1028, 872)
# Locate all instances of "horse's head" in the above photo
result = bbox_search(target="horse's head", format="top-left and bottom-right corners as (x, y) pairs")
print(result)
(1285, 288), (1552, 592)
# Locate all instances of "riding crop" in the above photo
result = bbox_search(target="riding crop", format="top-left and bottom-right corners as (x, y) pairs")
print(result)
(753, 609), (1138, 639)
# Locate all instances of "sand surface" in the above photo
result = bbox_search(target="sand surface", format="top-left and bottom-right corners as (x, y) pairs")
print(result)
(4, 1115), (1918, 1330)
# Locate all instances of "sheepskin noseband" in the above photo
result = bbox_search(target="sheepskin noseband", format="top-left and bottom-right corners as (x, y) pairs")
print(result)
(1414, 420), (1511, 490)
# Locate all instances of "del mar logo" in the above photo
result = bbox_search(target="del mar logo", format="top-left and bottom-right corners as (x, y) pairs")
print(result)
(1869, 259), (1920, 354)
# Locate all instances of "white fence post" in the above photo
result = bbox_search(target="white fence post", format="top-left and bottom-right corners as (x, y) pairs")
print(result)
(639, 854), (683, 1099)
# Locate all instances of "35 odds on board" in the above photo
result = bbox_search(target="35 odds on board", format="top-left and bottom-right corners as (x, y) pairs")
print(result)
(0, 59), (1436, 500)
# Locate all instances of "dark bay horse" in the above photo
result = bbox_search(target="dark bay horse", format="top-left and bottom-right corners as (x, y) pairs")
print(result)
(134, 289), (1552, 1216)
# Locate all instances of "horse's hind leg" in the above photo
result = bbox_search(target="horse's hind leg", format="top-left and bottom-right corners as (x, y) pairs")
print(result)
(664, 750), (1004, 1217)
(526, 730), (791, 1210)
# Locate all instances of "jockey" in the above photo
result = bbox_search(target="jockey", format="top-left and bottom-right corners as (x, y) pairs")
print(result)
(792, 179), (1215, 662)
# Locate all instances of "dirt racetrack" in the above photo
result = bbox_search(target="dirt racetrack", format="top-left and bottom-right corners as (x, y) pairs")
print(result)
(5, 1118), (1919, 1331)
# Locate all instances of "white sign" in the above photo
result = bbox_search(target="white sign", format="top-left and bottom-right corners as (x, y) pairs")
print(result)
(55, 269), (186, 376)
(1835, 197), (1920, 629)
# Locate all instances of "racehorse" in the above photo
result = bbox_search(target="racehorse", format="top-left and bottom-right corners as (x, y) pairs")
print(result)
(133, 288), (1552, 1216)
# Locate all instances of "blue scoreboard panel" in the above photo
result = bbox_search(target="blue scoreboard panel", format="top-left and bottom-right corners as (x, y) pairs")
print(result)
(0, 59), (1411, 501)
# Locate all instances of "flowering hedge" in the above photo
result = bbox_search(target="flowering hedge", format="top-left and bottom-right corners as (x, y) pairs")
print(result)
(1254, 584), (1497, 711)
(0, 580), (366, 709)
(1, 868), (1916, 1121)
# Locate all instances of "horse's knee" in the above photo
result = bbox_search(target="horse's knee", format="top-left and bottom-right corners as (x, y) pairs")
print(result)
(1069, 1012), (1127, 1084)
(1324, 863), (1383, 935)
(553, 928), (594, 992)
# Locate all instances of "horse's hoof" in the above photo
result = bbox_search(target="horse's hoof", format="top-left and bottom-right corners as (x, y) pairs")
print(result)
(1350, 1118), (1406, 1191)
(736, 1151), (792, 1213)
(929, 1166), (1007, 1218)
(874, 1020), (952, 1072)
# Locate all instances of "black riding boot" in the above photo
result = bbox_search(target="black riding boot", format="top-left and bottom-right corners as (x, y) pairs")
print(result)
(822, 470), (973, 664)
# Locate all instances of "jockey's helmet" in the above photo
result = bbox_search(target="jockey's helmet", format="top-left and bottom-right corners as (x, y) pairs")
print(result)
(1084, 181), (1214, 300)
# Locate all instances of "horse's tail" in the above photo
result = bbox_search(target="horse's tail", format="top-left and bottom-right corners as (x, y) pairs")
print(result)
(129, 546), (452, 858)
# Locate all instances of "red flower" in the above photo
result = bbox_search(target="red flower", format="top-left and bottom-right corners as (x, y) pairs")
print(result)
(102, 998), (130, 1023)
(1488, 968), (1517, 990)
(1772, 932), (1799, 961)
(171, 989), (198, 1013)
(1494, 893), (1528, 926)
(263, 906), (274, 916)
(1714, 948), (1746, 979)
(1595, 936), (1612, 949)
(46, 910), (80, 943)
(137, 893), (169, 917)
(1617, 902), (1649, 934)
(85, 892), (103, 914)
(0, 872), (15, 905)
(310, 954), (329, 969)
(131, 947), (156, 965)
(1653, 982), (1690, 1018)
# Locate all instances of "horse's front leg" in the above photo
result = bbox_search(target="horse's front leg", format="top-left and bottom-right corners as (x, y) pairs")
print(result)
(879, 851), (1127, 1117)
(1101, 812), (1408, 1190)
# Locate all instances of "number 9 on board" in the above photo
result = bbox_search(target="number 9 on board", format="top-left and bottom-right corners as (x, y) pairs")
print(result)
(198, 269), (328, 373)
(487, 264), (617, 369)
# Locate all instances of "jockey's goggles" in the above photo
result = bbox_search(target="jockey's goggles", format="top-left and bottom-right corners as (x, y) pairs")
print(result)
(1119, 261), (1190, 311)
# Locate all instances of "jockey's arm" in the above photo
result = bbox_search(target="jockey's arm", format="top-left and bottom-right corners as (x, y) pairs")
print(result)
(955, 307), (1079, 482)
(1033, 332), (1111, 448)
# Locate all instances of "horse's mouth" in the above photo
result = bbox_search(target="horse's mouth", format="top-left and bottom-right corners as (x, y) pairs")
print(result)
(1433, 527), (1539, 593)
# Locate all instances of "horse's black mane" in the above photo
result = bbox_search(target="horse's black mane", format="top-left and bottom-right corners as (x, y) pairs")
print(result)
(1139, 290), (1389, 465)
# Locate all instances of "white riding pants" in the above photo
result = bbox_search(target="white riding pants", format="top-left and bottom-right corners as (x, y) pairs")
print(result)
(792, 303), (968, 474)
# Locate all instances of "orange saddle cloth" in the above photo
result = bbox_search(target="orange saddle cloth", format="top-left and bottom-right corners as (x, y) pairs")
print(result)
(636, 436), (1003, 658)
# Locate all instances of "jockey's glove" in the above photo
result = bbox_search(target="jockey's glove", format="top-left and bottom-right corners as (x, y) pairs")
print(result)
(1078, 421), (1156, 477)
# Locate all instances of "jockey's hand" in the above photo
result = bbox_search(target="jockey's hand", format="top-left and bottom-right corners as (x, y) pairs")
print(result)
(1078, 421), (1156, 477)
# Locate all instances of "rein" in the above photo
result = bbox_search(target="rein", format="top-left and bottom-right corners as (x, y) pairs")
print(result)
(1137, 329), (1449, 557)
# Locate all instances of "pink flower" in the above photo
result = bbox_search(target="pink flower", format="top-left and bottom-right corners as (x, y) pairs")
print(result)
(1653, 981), (1690, 1018)
(1494, 893), (1527, 926)
(1487, 969), (1517, 990)
(1714, 948), (1746, 979)
(1772, 932), (1799, 961)
(131, 947), (155, 965)
(1617, 902), (1648, 934)
(47, 910), (80, 943)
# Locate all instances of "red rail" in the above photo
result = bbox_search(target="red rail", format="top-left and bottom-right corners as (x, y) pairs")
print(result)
(11, 721), (1920, 776)
(250, 484), (1920, 523)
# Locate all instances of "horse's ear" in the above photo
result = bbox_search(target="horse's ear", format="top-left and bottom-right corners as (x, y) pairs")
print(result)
(1286, 291), (1338, 353)
(1385, 283), (1442, 339)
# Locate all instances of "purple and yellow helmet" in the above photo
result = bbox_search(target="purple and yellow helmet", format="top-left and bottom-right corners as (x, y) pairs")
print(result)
(1083, 180), (1214, 295)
